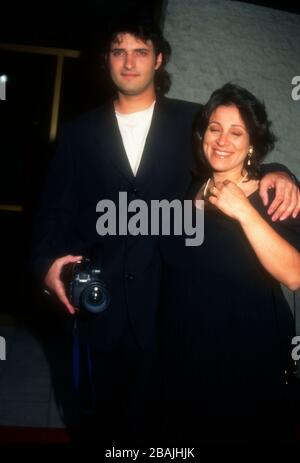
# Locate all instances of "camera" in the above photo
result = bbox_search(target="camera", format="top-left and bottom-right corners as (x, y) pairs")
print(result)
(67, 258), (110, 315)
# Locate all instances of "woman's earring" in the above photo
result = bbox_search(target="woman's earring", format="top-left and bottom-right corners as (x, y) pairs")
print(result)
(247, 146), (254, 166)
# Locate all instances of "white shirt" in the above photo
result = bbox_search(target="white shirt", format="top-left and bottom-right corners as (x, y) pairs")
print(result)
(115, 101), (155, 176)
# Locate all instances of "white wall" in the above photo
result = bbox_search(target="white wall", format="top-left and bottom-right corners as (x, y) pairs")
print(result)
(163, 0), (300, 178)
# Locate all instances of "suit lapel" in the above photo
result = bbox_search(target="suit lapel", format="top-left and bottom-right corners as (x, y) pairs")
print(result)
(134, 97), (170, 191)
(94, 101), (135, 183)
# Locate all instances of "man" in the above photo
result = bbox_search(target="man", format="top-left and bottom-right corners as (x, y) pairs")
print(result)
(32, 16), (300, 442)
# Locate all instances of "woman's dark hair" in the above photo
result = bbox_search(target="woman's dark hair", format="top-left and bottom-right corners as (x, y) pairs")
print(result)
(100, 14), (172, 95)
(194, 83), (277, 179)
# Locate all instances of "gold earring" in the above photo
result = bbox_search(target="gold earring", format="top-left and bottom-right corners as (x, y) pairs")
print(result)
(247, 146), (254, 166)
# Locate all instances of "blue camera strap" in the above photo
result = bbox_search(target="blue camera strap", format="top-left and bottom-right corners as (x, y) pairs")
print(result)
(72, 317), (96, 415)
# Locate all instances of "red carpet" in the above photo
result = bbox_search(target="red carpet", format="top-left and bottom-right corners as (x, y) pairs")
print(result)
(0, 425), (299, 444)
(0, 427), (70, 443)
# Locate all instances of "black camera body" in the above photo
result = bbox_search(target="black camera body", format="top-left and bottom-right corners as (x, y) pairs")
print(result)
(68, 258), (110, 315)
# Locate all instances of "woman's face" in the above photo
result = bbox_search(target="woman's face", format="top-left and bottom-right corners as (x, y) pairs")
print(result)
(203, 104), (251, 175)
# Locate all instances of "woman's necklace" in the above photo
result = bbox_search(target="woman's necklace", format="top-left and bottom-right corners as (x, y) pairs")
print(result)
(203, 172), (249, 199)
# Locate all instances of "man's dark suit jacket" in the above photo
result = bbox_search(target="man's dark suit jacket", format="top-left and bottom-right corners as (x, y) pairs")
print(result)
(32, 97), (200, 352)
(31, 96), (290, 353)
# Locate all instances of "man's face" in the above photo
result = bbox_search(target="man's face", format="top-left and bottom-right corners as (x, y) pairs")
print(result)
(107, 33), (162, 96)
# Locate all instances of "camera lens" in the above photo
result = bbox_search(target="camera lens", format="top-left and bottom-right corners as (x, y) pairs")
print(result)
(88, 285), (103, 304)
(81, 282), (110, 314)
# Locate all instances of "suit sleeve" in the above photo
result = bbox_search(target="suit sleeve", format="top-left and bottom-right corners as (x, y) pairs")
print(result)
(261, 162), (300, 188)
(255, 189), (300, 253)
(272, 215), (300, 254)
(30, 124), (77, 281)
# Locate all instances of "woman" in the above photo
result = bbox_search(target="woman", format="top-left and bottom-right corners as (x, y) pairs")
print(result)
(160, 83), (300, 443)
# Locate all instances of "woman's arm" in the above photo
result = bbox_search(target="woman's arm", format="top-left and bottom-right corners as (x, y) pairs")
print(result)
(239, 205), (300, 291)
(208, 180), (300, 291)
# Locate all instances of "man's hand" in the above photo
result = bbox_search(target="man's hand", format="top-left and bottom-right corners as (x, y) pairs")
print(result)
(44, 255), (83, 315)
(259, 172), (300, 221)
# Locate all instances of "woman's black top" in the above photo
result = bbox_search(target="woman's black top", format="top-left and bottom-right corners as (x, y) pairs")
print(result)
(160, 181), (300, 442)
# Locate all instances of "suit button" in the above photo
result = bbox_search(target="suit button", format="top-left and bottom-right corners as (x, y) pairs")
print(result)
(125, 273), (134, 280)
(129, 188), (138, 198)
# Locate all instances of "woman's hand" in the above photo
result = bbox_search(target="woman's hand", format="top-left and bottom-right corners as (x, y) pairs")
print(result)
(208, 180), (256, 224)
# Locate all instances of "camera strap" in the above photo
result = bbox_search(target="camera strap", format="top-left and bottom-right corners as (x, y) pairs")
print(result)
(72, 317), (96, 415)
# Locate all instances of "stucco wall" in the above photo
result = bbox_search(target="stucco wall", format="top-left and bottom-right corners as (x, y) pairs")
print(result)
(163, 0), (300, 178)
(163, 0), (300, 331)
